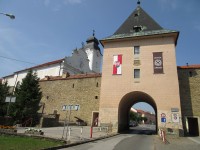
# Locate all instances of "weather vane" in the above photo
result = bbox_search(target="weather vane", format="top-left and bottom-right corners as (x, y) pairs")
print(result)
(137, 0), (141, 5)
(93, 30), (95, 36)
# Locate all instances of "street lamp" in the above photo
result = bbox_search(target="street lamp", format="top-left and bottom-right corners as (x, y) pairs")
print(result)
(0, 12), (15, 19)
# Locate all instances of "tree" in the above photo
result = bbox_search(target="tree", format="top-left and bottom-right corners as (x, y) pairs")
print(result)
(129, 111), (138, 121)
(10, 70), (42, 125)
(0, 81), (10, 116)
(141, 117), (148, 123)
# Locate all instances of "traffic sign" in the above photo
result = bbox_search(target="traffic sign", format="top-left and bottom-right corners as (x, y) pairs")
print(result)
(161, 113), (166, 118)
(161, 117), (166, 123)
(172, 113), (179, 123)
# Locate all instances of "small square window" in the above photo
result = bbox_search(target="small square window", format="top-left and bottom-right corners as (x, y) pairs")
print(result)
(134, 46), (140, 55)
(134, 69), (140, 78)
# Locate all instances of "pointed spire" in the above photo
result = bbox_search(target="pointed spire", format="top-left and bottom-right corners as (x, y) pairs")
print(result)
(86, 30), (99, 45)
(114, 6), (163, 35)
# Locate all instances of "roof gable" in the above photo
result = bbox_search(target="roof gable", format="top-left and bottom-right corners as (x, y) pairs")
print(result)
(114, 6), (163, 35)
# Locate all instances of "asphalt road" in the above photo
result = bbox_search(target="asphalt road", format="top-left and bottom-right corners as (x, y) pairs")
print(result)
(59, 125), (156, 150)
(59, 134), (155, 150)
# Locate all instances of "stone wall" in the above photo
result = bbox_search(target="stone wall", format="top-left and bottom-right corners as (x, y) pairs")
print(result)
(37, 68), (200, 134)
(178, 68), (200, 135)
(39, 74), (101, 126)
(178, 68), (200, 116)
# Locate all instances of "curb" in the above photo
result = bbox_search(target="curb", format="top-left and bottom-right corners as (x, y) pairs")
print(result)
(41, 133), (119, 150)
(187, 137), (200, 144)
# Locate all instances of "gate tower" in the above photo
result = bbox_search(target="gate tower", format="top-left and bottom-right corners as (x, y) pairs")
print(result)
(99, 3), (183, 135)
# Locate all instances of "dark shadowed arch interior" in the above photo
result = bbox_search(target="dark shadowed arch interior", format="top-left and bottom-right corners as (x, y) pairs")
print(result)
(118, 91), (157, 133)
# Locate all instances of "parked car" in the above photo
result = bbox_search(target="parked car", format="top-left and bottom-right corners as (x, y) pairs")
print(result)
(129, 121), (138, 127)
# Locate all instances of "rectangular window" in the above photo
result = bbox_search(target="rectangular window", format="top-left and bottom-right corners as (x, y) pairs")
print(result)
(134, 69), (140, 78)
(134, 46), (140, 55)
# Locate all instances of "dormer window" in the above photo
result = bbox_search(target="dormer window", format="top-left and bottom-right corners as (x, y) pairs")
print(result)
(133, 26), (142, 32)
(134, 13), (139, 17)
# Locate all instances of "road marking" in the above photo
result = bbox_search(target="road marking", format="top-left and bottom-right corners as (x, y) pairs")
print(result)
(188, 137), (200, 144)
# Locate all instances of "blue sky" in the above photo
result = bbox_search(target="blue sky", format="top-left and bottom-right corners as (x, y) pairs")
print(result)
(0, 0), (200, 78)
(1, 0), (199, 113)
(133, 102), (155, 114)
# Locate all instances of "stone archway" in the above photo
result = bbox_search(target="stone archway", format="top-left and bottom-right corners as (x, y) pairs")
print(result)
(118, 91), (157, 133)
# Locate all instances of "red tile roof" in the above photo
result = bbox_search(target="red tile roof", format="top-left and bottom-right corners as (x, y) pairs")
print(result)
(178, 64), (200, 69)
(40, 73), (102, 82)
(136, 109), (145, 114)
(15, 58), (65, 73)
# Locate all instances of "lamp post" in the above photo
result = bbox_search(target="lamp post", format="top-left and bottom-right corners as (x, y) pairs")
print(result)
(0, 12), (15, 19)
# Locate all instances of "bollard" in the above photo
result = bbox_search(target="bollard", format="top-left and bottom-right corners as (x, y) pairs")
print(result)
(80, 127), (83, 140)
(68, 127), (71, 141)
(161, 129), (163, 138)
(162, 130), (166, 143)
(90, 126), (93, 138)
(159, 129), (161, 137)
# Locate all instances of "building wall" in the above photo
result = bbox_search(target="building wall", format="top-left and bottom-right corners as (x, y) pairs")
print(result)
(65, 49), (91, 74)
(85, 48), (102, 73)
(39, 75), (101, 125)
(2, 63), (63, 88)
(36, 63), (63, 78)
(100, 35), (183, 132)
(178, 68), (200, 135)
(36, 66), (200, 131)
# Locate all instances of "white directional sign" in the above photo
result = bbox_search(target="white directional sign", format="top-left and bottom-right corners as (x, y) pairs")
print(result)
(62, 104), (80, 111)
(5, 97), (16, 103)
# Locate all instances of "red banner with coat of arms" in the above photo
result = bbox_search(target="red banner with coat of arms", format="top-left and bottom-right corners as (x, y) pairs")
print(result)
(113, 55), (122, 75)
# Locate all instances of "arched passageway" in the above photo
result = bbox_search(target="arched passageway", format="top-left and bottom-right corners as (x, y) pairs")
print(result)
(118, 91), (157, 133)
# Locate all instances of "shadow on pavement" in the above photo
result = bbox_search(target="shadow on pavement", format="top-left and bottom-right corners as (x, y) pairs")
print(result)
(121, 126), (157, 135)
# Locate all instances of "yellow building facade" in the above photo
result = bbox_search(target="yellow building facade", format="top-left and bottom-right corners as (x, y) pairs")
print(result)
(99, 5), (183, 135)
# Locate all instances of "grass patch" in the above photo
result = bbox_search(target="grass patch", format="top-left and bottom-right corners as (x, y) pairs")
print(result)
(0, 134), (64, 150)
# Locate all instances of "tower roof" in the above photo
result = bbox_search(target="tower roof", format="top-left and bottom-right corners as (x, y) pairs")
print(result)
(114, 6), (163, 35)
(100, 5), (179, 46)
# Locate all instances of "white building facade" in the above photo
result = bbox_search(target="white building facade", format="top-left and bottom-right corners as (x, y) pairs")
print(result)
(1, 35), (102, 89)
